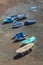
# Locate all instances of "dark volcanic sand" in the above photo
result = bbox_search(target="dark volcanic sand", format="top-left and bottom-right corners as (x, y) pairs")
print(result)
(0, 0), (43, 65)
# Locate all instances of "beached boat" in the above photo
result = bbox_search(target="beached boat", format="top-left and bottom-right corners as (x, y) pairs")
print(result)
(12, 21), (24, 28)
(24, 19), (36, 25)
(22, 36), (36, 44)
(12, 32), (26, 41)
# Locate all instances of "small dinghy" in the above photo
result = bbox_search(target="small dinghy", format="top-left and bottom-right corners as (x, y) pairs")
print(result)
(2, 15), (18, 24)
(24, 19), (36, 25)
(12, 32), (26, 41)
(16, 43), (34, 54)
(12, 21), (24, 28)
(17, 13), (27, 20)
(22, 36), (36, 44)
(28, 6), (37, 11)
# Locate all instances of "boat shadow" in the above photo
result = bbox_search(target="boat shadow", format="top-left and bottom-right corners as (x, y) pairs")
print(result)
(13, 39), (25, 43)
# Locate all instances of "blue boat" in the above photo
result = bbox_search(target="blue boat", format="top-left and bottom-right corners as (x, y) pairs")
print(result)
(24, 19), (36, 25)
(2, 15), (18, 24)
(12, 21), (24, 28)
(28, 6), (37, 11)
(12, 32), (26, 41)
(3, 18), (14, 24)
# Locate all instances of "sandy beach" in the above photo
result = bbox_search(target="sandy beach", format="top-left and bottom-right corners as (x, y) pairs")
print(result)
(0, 0), (43, 65)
